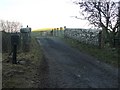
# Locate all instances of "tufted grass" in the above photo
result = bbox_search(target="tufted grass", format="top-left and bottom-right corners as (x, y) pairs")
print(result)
(2, 32), (43, 88)
(63, 37), (119, 68)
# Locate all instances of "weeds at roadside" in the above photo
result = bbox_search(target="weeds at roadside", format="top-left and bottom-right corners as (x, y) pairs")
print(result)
(2, 32), (43, 88)
(62, 37), (119, 68)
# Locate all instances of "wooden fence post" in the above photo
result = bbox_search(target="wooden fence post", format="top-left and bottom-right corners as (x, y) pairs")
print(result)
(98, 31), (102, 49)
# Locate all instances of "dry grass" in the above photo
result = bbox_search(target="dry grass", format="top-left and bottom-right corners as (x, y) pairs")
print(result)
(2, 32), (43, 88)
(62, 37), (119, 68)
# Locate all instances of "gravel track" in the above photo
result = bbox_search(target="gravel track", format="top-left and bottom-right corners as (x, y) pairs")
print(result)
(37, 37), (118, 88)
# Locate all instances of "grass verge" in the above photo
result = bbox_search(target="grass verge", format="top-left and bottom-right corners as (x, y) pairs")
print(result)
(62, 37), (119, 68)
(2, 32), (43, 88)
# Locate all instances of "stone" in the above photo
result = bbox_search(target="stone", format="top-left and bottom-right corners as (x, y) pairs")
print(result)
(18, 60), (26, 65)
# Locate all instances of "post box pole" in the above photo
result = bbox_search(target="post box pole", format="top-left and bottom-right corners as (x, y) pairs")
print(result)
(12, 44), (17, 64)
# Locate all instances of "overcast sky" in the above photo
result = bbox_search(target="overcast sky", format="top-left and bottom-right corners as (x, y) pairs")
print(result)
(0, 0), (92, 29)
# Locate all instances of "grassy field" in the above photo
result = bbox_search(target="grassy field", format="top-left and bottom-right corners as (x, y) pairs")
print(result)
(2, 32), (43, 88)
(62, 37), (119, 68)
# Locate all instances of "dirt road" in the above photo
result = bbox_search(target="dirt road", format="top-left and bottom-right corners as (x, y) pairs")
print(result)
(37, 37), (118, 88)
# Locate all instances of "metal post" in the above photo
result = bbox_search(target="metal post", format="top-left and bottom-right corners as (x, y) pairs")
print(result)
(98, 31), (102, 49)
(12, 44), (17, 64)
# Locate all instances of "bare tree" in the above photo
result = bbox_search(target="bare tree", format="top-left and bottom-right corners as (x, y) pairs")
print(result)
(73, 0), (119, 47)
(0, 20), (6, 32)
(0, 20), (22, 32)
(117, 1), (120, 48)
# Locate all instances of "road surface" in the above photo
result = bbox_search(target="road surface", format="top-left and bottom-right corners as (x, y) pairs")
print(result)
(37, 37), (118, 88)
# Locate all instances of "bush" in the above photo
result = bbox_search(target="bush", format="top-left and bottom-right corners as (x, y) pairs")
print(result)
(2, 31), (22, 53)
(2, 31), (11, 53)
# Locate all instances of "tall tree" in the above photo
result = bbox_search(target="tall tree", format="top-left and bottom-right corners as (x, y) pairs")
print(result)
(117, 1), (120, 48)
(73, 0), (119, 47)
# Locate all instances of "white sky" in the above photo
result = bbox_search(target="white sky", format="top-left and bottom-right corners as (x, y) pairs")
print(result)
(0, 0), (91, 29)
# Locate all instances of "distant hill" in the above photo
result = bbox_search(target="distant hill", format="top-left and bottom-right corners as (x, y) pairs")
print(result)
(32, 28), (53, 32)
(32, 27), (64, 32)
